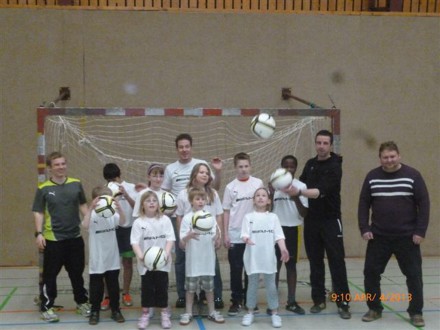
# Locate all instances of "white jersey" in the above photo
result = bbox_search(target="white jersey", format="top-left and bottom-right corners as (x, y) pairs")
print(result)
(180, 211), (216, 277)
(162, 158), (212, 197)
(272, 178), (308, 227)
(88, 211), (121, 274)
(132, 188), (167, 218)
(241, 211), (285, 275)
(175, 188), (223, 218)
(130, 214), (175, 276)
(222, 176), (264, 243)
(117, 180), (136, 228)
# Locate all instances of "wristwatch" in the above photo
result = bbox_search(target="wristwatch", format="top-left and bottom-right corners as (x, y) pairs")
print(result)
(34, 231), (43, 238)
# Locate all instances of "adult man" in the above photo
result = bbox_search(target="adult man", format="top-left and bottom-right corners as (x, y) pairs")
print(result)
(358, 141), (430, 327)
(32, 151), (90, 322)
(287, 130), (351, 319)
(162, 133), (223, 309)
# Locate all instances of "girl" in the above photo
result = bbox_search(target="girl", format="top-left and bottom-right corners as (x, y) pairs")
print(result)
(241, 187), (289, 328)
(131, 191), (175, 329)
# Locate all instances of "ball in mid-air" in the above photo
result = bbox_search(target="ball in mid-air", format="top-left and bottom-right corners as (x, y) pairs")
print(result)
(250, 113), (276, 139)
(95, 195), (116, 218)
(270, 168), (293, 190)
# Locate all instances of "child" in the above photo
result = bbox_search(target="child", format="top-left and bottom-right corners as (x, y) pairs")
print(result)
(131, 191), (175, 330)
(102, 163), (137, 309)
(82, 186), (126, 325)
(222, 152), (263, 315)
(241, 187), (289, 328)
(179, 188), (225, 325)
(175, 163), (224, 309)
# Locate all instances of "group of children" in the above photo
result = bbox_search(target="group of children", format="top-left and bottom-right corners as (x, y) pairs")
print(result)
(84, 152), (304, 329)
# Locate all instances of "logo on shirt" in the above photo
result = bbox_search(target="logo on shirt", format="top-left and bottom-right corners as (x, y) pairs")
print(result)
(48, 191), (56, 196)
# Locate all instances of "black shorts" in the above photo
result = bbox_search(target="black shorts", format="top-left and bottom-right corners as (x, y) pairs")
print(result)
(275, 226), (300, 264)
(116, 226), (134, 256)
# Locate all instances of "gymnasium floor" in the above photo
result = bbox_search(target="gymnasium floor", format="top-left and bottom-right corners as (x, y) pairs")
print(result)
(1, 257), (439, 329)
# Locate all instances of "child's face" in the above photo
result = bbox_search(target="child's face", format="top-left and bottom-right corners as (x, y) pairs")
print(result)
(282, 158), (297, 177)
(195, 165), (210, 186)
(148, 170), (164, 189)
(143, 196), (159, 213)
(192, 195), (206, 211)
(254, 188), (270, 210)
(235, 159), (251, 180)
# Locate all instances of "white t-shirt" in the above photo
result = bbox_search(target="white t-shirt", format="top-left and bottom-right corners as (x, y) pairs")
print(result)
(162, 158), (211, 197)
(180, 210), (216, 277)
(88, 211), (121, 274)
(130, 214), (175, 276)
(175, 188), (223, 218)
(222, 176), (264, 243)
(241, 211), (285, 275)
(117, 180), (136, 228)
(272, 178), (308, 227)
(132, 188), (167, 218)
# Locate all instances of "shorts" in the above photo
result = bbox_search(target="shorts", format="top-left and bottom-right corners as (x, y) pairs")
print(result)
(276, 226), (300, 264)
(116, 226), (135, 257)
(185, 276), (214, 293)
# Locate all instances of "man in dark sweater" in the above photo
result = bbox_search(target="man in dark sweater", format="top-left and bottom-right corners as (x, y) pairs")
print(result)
(358, 141), (430, 327)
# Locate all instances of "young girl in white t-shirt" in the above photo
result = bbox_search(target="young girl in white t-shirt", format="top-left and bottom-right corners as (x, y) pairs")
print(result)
(240, 187), (289, 328)
(131, 191), (175, 330)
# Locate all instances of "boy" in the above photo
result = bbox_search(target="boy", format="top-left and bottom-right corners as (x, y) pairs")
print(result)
(179, 188), (225, 325)
(222, 152), (263, 316)
(82, 186), (126, 325)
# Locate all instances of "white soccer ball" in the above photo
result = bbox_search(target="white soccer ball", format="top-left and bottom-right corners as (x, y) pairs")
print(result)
(192, 210), (215, 233)
(270, 168), (293, 190)
(143, 246), (167, 271)
(95, 195), (116, 218)
(107, 181), (122, 197)
(250, 113), (276, 139)
(159, 191), (177, 213)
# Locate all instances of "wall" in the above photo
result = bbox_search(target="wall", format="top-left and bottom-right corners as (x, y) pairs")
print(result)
(1, 9), (438, 265)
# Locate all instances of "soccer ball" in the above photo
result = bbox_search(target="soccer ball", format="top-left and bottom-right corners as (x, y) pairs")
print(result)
(192, 210), (215, 232)
(143, 246), (167, 271)
(159, 191), (177, 213)
(95, 195), (116, 218)
(270, 168), (293, 190)
(250, 113), (276, 139)
(107, 181), (122, 197)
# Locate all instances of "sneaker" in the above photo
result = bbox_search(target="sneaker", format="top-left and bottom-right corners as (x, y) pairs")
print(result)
(214, 297), (225, 309)
(122, 293), (133, 307)
(338, 306), (351, 319)
(228, 302), (242, 316)
(266, 308), (272, 315)
(362, 309), (382, 322)
(410, 314), (425, 327)
(138, 312), (149, 329)
(111, 310), (125, 323)
(175, 297), (186, 308)
(161, 310), (172, 329)
(76, 302), (91, 317)
(100, 297), (110, 311)
(253, 305), (260, 314)
(310, 302), (326, 313)
(241, 312), (254, 326)
(179, 313), (193, 325)
(89, 311), (99, 325)
(40, 308), (59, 323)
(208, 310), (225, 324)
(271, 313), (282, 328)
(286, 301), (305, 315)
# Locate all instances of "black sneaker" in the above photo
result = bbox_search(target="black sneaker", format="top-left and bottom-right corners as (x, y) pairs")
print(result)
(214, 297), (224, 309)
(286, 302), (305, 315)
(175, 297), (186, 308)
(338, 306), (351, 319)
(227, 302), (241, 316)
(310, 302), (326, 313)
(111, 310), (125, 323)
(89, 311), (99, 325)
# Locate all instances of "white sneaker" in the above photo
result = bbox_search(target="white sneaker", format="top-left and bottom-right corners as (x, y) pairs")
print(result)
(242, 312), (254, 326)
(179, 313), (193, 325)
(40, 308), (59, 322)
(271, 313), (282, 328)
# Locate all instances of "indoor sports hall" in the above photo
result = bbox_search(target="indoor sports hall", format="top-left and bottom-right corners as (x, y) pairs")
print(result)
(1, 1), (439, 330)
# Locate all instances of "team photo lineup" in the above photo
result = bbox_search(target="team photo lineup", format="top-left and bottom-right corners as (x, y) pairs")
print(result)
(33, 119), (430, 328)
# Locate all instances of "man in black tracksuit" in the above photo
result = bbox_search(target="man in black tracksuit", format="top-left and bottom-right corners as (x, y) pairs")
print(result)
(285, 129), (351, 319)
